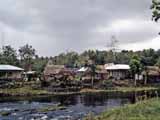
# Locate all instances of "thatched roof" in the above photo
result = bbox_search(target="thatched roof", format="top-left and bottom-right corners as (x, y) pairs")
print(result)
(96, 65), (105, 69)
(44, 65), (65, 75)
(142, 66), (160, 76)
(96, 69), (108, 74)
(96, 65), (108, 74)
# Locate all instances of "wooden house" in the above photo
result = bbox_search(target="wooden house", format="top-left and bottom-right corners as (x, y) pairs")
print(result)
(77, 65), (108, 83)
(95, 65), (108, 80)
(43, 60), (75, 82)
(0, 65), (24, 81)
(43, 64), (65, 81)
(142, 66), (160, 83)
(23, 71), (38, 81)
(105, 64), (130, 80)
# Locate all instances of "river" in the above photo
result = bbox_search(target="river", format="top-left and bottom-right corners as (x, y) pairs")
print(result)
(0, 90), (158, 120)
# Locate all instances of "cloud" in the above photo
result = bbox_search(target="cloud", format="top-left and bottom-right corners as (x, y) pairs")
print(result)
(0, 0), (159, 56)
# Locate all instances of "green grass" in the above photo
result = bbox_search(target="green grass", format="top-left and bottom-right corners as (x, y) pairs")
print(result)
(80, 87), (158, 93)
(0, 86), (50, 96)
(87, 98), (160, 120)
(112, 87), (158, 92)
(0, 86), (158, 96)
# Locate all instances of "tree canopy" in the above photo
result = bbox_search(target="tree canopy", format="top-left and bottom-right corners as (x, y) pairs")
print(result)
(0, 46), (18, 65)
(0, 44), (160, 72)
(151, 0), (160, 22)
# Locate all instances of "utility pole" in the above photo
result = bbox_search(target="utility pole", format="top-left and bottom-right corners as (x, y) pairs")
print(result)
(0, 31), (5, 53)
(107, 35), (119, 63)
(110, 35), (118, 52)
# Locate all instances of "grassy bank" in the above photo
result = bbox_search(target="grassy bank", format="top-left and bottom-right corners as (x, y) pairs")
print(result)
(86, 98), (160, 120)
(0, 87), (51, 96)
(0, 86), (158, 97)
(80, 86), (158, 93)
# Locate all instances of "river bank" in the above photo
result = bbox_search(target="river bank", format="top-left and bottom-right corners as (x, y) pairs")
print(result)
(0, 86), (158, 97)
(0, 89), (159, 120)
(87, 98), (160, 120)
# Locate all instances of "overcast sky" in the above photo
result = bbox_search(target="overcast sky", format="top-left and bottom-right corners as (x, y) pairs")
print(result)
(0, 0), (160, 56)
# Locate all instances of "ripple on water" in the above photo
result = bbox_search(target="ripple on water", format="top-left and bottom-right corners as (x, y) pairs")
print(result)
(0, 91), (149, 120)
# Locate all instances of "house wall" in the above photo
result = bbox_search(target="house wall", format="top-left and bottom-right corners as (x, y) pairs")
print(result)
(95, 73), (108, 80)
(0, 71), (23, 80)
(108, 70), (129, 80)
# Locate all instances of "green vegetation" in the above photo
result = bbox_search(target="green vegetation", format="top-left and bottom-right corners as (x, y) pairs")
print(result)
(85, 98), (160, 120)
(0, 86), (50, 96)
(0, 86), (157, 97)
(112, 87), (158, 92)
(1, 44), (160, 71)
(129, 55), (144, 85)
(156, 57), (160, 68)
(19, 44), (36, 71)
(151, 0), (160, 22)
(80, 87), (158, 93)
(0, 46), (19, 66)
(0, 111), (12, 116)
(129, 55), (143, 78)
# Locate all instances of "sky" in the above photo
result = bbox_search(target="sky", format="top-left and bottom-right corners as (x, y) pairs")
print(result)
(0, 0), (160, 56)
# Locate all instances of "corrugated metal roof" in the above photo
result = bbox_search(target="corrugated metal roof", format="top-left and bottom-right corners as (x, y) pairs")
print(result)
(105, 64), (130, 70)
(78, 67), (88, 72)
(0, 65), (24, 71)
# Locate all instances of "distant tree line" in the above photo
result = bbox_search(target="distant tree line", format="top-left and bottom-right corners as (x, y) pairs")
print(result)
(0, 45), (47, 73)
(52, 49), (160, 68)
(0, 44), (160, 72)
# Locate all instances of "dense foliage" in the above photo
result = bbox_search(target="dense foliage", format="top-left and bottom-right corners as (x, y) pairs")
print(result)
(89, 98), (160, 120)
(52, 49), (160, 68)
(151, 0), (160, 22)
(0, 44), (160, 71)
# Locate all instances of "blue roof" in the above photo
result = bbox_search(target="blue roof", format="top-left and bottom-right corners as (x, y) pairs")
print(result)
(0, 65), (24, 71)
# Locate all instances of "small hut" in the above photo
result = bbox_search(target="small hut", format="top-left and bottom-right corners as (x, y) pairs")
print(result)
(23, 71), (38, 81)
(142, 66), (160, 83)
(43, 64), (65, 81)
(43, 60), (75, 82)
(95, 65), (108, 80)
(0, 65), (24, 81)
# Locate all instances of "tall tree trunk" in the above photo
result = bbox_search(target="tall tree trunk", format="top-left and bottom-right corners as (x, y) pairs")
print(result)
(134, 79), (137, 87)
(144, 74), (147, 85)
(134, 74), (137, 87)
(91, 76), (94, 88)
(144, 67), (148, 85)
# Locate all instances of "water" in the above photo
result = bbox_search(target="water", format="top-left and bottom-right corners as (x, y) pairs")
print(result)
(0, 90), (157, 120)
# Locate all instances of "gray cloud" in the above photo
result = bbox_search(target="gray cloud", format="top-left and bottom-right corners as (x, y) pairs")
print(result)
(0, 0), (159, 56)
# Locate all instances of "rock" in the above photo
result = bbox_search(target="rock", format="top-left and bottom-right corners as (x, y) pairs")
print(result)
(0, 111), (12, 116)
(41, 115), (48, 120)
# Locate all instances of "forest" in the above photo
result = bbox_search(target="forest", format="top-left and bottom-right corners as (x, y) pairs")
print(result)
(0, 44), (160, 73)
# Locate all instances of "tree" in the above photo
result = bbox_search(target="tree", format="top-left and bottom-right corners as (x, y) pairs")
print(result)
(129, 55), (143, 86)
(0, 46), (18, 65)
(155, 54), (160, 79)
(88, 60), (96, 88)
(151, 0), (160, 22)
(19, 44), (36, 71)
(141, 49), (157, 66)
(32, 58), (48, 74)
(156, 57), (160, 67)
(91, 64), (96, 88)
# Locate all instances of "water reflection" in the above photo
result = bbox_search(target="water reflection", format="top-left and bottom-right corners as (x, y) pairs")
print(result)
(0, 90), (158, 120)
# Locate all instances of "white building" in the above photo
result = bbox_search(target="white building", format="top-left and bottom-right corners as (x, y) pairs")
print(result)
(105, 64), (130, 80)
(0, 65), (24, 80)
